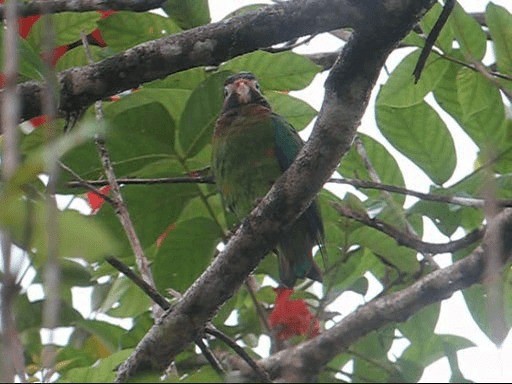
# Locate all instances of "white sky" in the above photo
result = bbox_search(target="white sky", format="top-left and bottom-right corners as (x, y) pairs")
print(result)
(210, 0), (512, 382)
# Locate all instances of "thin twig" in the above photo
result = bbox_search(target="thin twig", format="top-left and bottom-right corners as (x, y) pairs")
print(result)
(80, 32), (162, 318)
(59, 162), (115, 205)
(332, 202), (484, 255)
(433, 50), (512, 82)
(204, 327), (272, 383)
(105, 257), (170, 310)
(105, 257), (226, 376)
(244, 278), (272, 335)
(66, 175), (214, 188)
(105, 256), (269, 380)
(194, 338), (226, 377)
(328, 177), (512, 208)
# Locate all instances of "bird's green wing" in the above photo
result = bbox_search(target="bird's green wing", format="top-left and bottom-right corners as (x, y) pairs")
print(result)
(272, 113), (304, 171)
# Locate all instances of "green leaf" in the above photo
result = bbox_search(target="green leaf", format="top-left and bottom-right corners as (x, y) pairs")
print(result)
(28, 12), (100, 47)
(399, 334), (474, 381)
(399, 304), (440, 344)
(0, 197), (120, 266)
(456, 68), (506, 150)
(163, 0), (211, 29)
(106, 278), (152, 318)
(350, 226), (419, 275)
(56, 100), (177, 191)
(352, 328), (398, 382)
(221, 50), (321, 91)
(338, 133), (405, 204)
(76, 320), (140, 350)
(462, 279), (512, 345)
(376, 100), (456, 185)
(94, 182), (199, 255)
(178, 71), (229, 158)
(433, 61), (464, 126)
(153, 217), (221, 292)
(54, 45), (105, 72)
(0, 28), (45, 80)
(265, 91), (317, 130)
(486, 3), (512, 75)
(98, 11), (181, 52)
(15, 295), (83, 332)
(145, 67), (209, 90)
(59, 349), (133, 383)
(449, 3), (487, 61)
(409, 197), (462, 237)
(377, 49), (450, 107)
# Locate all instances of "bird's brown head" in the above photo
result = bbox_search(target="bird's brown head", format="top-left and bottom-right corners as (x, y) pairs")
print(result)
(221, 72), (270, 113)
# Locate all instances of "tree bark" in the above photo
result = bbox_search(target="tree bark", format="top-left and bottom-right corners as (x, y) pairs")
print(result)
(114, 0), (438, 381)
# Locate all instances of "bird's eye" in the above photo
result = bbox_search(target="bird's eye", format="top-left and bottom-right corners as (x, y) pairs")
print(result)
(254, 82), (261, 91)
(223, 87), (229, 98)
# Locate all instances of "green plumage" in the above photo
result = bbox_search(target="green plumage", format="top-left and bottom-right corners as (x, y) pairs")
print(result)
(212, 73), (323, 287)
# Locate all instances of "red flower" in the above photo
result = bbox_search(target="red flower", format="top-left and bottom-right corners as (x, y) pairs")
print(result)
(19, 14), (40, 39)
(29, 115), (48, 127)
(87, 185), (111, 214)
(268, 287), (320, 341)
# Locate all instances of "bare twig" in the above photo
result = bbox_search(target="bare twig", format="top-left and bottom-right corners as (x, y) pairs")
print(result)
(105, 256), (269, 381)
(80, 32), (161, 319)
(66, 173), (512, 208)
(194, 338), (225, 377)
(355, 136), (439, 268)
(105, 256), (170, 310)
(59, 162), (115, 205)
(244, 277), (273, 342)
(66, 175), (214, 188)
(328, 177), (512, 208)
(205, 327), (272, 383)
(333, 202), (484, 255)
(433, 50), (512, 82)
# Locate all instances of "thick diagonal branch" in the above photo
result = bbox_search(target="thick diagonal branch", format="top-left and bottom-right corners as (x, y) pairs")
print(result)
(114, 0), (436, 381)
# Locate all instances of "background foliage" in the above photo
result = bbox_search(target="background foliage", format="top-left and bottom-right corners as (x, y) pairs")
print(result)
(1, 0), (512, 382)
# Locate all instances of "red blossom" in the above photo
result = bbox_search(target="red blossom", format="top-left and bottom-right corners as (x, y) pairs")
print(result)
(29, 115), (49, 127)
(42, 45), (69, 66)
(19, 14), (40, 38)
(87, 185), (111, 214)
(268, 287), (320, 341)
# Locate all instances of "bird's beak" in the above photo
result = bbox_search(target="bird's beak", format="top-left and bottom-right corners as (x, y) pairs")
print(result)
(233, 79), (252, 103)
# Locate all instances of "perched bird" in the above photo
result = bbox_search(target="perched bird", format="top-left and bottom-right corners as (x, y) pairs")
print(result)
(211, 72), (324, 287)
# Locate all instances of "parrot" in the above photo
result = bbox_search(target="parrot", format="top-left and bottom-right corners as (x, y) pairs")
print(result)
(211, 72), (324, 288)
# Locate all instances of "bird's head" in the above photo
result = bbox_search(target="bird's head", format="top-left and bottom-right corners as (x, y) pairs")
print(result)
(221, 72), (271, 113)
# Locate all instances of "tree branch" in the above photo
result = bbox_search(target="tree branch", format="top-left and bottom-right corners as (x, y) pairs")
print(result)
(66, 175), (214, 188)
(0, 0), (166, 18)
(114, 0), (437, 381)
(2, 0), (405, 123)
(333, 202), (484, 254)
(256, 208), (512, 381)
